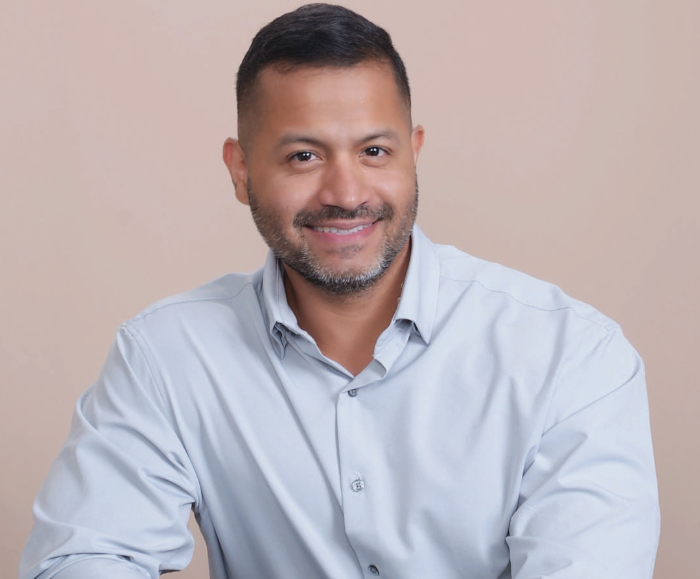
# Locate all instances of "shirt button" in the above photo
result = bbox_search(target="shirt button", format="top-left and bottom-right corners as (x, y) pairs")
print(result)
(368, 564), (380, 575)
(348, 388), (358, 397)
(351, 478), (365, 492)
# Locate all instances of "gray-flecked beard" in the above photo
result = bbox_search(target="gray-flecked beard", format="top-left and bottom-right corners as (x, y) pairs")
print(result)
(247, 180), (418, 297)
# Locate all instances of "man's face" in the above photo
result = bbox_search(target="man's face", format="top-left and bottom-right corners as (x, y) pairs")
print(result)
(225, 62), (424, 295)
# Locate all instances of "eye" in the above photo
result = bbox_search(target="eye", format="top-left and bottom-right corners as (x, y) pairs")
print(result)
(364, 146), (387, 157)
(290, 151), (317, 163)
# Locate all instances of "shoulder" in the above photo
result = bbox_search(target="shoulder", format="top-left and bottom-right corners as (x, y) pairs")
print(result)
(124, 268), (264, 340)
(433, 242), (618, 333)
(428, 240), (644, 421)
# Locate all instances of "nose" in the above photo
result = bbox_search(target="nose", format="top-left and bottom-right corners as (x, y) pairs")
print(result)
(317, 154), (370, 210)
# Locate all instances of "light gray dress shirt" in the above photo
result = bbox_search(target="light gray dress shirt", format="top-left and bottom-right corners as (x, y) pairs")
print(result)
(21, 226), (659, 579)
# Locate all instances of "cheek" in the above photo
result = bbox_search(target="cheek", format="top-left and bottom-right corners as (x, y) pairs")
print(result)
(375, 171), (416, 203)
(268, 174), (323, 210)
(269, 195), (319, 231)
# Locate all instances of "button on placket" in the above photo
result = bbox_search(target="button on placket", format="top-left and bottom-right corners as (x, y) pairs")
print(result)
(337, 376), (385, 578)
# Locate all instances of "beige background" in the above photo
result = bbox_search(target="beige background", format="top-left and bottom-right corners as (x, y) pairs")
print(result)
(1, 1), (698, 577)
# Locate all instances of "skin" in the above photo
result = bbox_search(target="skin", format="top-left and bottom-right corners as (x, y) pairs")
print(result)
(223, 62), (424, 375)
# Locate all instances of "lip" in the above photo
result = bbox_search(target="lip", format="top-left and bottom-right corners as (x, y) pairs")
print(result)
(306, 219), (376, 229)
(305, 219), (379, 244)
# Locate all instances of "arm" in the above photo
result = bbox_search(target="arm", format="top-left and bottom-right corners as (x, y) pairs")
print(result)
(20, 324), (201, 579)
(508, 327), (660, 578)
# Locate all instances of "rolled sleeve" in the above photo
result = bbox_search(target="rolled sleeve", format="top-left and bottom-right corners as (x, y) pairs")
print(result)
(20, 324), (201, 579)
(508, 327), (660, 578)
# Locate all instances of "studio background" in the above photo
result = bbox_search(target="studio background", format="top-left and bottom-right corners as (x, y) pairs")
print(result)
(1, 1), (697, 577)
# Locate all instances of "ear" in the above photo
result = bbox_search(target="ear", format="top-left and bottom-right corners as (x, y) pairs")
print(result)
(411, 124), (425, 165)
(222, 138), (249, 205)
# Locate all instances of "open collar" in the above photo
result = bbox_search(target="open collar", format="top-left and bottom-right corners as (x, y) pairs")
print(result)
(261, 224), (440, 356)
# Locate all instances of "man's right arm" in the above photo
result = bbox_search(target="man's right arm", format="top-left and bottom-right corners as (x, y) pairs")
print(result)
(20, 324), (200, 579)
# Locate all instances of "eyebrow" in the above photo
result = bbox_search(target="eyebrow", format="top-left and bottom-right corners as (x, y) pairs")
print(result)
(275, 129), (400, 150)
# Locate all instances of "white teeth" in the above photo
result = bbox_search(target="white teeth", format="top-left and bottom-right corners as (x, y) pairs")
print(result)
(311, 223), (371, 235)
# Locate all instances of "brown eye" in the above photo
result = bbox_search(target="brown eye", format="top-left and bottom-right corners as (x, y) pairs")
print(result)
(292, 151), (315, 162)
(365, 147), (383, 157)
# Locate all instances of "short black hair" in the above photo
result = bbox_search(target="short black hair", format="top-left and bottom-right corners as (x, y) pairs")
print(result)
(236, 3), (411, 141)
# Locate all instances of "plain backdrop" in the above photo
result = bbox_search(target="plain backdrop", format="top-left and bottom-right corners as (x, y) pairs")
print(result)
(1, 1), (698, 577)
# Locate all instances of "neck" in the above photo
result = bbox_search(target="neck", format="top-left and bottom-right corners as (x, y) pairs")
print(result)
(282, 239), (411, 375)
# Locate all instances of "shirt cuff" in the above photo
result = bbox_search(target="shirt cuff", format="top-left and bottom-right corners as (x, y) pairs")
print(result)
(51, 557), (152, 579)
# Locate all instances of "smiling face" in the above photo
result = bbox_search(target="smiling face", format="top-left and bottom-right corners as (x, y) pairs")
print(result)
(224, 62), (424, 295)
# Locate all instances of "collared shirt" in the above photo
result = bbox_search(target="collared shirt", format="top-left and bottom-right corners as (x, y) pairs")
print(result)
(21, 226), (659, 579)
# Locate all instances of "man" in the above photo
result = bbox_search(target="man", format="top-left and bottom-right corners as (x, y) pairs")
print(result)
(21, 4), (659, 579)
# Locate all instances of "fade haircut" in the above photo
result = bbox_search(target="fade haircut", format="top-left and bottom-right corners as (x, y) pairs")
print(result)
(236, 3), (411, 145)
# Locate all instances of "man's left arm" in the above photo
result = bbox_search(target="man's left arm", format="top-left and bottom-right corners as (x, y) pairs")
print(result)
(508, 326), (660, 578)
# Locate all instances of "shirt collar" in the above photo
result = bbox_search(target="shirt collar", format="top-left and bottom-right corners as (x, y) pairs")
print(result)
(261, 250), (300, 357)
(393, 224), (440, 344)
(261, 223), (440, 355)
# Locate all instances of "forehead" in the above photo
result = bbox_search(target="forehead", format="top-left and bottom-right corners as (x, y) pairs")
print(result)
(245, 63), (411, 144)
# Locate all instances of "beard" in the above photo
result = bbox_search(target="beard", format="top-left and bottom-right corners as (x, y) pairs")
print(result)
(247, 179), (418, 296)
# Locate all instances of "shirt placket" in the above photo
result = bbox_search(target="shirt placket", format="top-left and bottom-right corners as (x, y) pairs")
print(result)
(279, 315), (415, 578)
(336, 362), (388, 578)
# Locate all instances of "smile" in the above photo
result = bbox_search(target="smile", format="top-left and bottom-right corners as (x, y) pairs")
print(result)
(310, 223), (374, 235)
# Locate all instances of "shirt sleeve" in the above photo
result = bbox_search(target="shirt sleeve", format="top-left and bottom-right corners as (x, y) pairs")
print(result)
(19, 323), (201, 579)
(507, 326), (660, 578)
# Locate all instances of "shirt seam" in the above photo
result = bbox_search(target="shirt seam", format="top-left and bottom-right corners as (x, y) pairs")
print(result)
(541, 326), (625, 435)
(439, 274), (617, 331)
(120, 322), (204, 509)
(130, 279), (255, 324)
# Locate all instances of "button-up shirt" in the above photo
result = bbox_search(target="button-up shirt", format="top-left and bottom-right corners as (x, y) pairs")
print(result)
(21, 226), (660, 579)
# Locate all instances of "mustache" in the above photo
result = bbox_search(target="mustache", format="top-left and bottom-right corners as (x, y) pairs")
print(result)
(292, 203), (394, 228)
